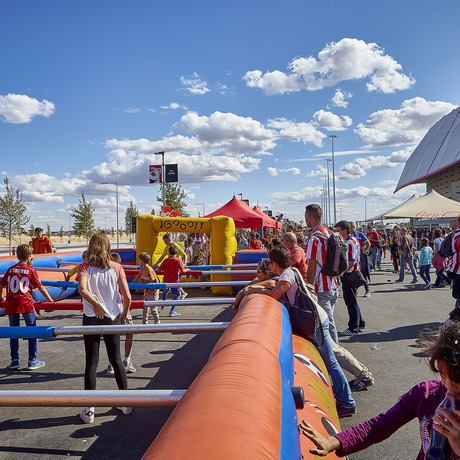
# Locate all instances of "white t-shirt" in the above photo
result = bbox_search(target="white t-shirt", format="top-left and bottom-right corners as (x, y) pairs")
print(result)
(77, 261), (125, 320)
(434, 237), (443, 254)
(279, 268), (327, 323)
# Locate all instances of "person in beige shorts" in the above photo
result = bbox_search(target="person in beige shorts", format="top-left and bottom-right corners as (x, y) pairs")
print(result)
(132, 252), (160, 324)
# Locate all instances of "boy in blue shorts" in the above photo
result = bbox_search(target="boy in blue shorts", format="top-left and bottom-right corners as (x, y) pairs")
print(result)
(157, 246), (191, 316)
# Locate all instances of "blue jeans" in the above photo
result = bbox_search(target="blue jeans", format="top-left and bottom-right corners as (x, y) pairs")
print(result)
(369, 247), (378, 271)
(317, 289), (339, 344)
(162, 288), (180, 313)
(316, 319), (355, 407)
(8, 312), (38, 361)
(419, 265), (431, 285)
(399, 253), (417, 282)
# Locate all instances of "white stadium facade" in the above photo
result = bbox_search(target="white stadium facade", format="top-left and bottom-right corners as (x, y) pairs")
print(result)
(396, 106), (460, 199)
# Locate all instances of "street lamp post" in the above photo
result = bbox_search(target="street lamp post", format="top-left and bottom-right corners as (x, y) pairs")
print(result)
(102, 181), (119, 249)
(154, 151), (166, 209)
(329, 135), (338, 224)
(326, 159), (332, 227)
(196, 203), (205, 217)
(364, 196), (367, 222)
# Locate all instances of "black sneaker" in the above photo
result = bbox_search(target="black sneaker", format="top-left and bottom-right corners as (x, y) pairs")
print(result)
(349, 374), (375, 392)
(336, 403), (357, 418)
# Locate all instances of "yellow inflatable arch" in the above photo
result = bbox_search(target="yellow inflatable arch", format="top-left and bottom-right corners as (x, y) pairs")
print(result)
(136, 215), (238, 295)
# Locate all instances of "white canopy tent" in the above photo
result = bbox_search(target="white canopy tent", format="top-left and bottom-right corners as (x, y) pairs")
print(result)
(368, 190), (460, 220)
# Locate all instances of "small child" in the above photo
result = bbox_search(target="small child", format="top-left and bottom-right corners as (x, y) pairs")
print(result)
(132, 252), (160, 325)
(106, 252), (136, 374)
(0, 244), (54, 370)
(419, 238), (433, 290)
(157, 246), (191, 316)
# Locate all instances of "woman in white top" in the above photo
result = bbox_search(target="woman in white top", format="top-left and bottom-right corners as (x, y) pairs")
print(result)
(76, 233), (132, 423)
(245, 246), (356, 417)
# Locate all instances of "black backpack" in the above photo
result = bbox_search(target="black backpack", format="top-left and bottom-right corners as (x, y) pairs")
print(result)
(315, 231), (348, 277)
(439, 232), (455, 258)
(281, 268), (324, 345)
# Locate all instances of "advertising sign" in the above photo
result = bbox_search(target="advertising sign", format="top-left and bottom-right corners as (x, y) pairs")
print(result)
(149, 165), (162, 184)
(165, 164), (178, 183)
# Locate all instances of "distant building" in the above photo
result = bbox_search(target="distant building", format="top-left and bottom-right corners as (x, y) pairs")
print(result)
(396, 107), (460, 200)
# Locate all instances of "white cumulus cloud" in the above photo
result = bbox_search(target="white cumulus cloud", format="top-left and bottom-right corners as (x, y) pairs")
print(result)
(161, 102), (188, 110)
(243, 38), (415, 95)
(337, 147), (413, 180)
(180, 73), (210, 95)
(355, 97), (457, 146)
(267, 118), (326, 147)
(313, 110), (352, 131)
(332, 89), (352, 108)
(0, 93), (55, 123)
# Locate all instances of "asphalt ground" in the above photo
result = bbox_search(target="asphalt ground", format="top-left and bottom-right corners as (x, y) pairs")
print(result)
(0, 259), (454, 460)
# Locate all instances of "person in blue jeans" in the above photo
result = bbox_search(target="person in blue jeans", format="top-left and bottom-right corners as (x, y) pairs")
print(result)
(418, 237), (433, 290)
(396, 227), (418, 283)
(246, 245), (356, 417)
(0, 244), (54, 370)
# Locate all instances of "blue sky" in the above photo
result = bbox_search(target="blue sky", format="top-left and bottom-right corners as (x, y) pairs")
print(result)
(1, 0), (459, 230)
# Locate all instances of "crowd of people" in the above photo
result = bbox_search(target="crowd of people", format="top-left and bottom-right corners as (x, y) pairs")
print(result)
(233, 206), (460, 457)
(3, 212), (460, 456)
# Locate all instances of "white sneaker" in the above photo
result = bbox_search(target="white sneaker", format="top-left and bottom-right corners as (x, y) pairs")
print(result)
(180, 291), (188, 300)
(80, 407), (95, 424)
(364, 292), (371, 298)
(116, 406), (132, 415)
(106, 364), (114, 375)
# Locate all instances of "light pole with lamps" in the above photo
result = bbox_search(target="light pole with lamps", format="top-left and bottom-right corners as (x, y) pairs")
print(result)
(154, 151), (166, 209)
(326, 159), (332, 227)
(329, 135), (338, 224)
(102, 181), (119, 249)
(196, 203), (205, 217)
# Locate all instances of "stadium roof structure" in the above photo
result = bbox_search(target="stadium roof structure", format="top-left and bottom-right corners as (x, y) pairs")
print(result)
(395, 107), (460, 192)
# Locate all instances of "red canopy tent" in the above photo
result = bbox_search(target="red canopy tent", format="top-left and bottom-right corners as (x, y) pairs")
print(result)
(204, 197), (265, 229)
(252, 206), (281, 229)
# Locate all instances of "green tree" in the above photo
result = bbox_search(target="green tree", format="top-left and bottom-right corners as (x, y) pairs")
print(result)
(59, 226), (64, 238)
(125, 200), (139, 235)
(71, 192), (95, 242)
(46, 224), (51, 238)
(157, 183), (190, 217)
(0, 177), (30, 255)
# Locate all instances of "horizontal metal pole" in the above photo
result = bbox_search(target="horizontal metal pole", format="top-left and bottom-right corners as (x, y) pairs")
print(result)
(41, 280), (248, 289)
(144, 298), (234, 307)
(33, 267), (72, 273)
(198, 270), (256, 275)
(0, 390), (185, 407)
(0, 323), (229, 339)
(53, 323), (230, 336)
(121, 263), (260, 270)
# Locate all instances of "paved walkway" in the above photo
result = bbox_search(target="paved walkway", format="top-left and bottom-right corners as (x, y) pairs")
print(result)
(0, 260), (454, 459)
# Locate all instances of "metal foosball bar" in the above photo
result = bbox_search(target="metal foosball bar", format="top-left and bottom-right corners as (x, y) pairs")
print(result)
(0, 323), (230, 339)
(0, 298), (236, 312)
(0, 390), (186, 408)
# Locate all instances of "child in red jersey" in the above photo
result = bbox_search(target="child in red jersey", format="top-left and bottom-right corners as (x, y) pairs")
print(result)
(157, 245), (191, 316)
(0, 244), (54, 370)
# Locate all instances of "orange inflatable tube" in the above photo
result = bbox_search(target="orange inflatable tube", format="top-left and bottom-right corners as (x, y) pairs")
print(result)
(143, 294), (341, 459)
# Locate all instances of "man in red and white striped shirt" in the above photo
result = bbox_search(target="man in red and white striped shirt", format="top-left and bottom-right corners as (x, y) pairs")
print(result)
(446, 221), (460, 321)
(335, 220), (365, 336)
(305, 204), (339, 343)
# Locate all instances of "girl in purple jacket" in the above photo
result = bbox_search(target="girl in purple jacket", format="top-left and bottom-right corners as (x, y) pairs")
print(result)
(300, 322), (460, 459)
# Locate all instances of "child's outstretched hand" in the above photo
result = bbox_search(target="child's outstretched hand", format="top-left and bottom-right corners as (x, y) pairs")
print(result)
(299, 420), (341, 456)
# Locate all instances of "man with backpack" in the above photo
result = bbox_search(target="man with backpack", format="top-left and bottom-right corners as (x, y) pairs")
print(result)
(445, 218), (460, 322)
(305, 204), (341, 343)
(335, 220), (366, 336)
